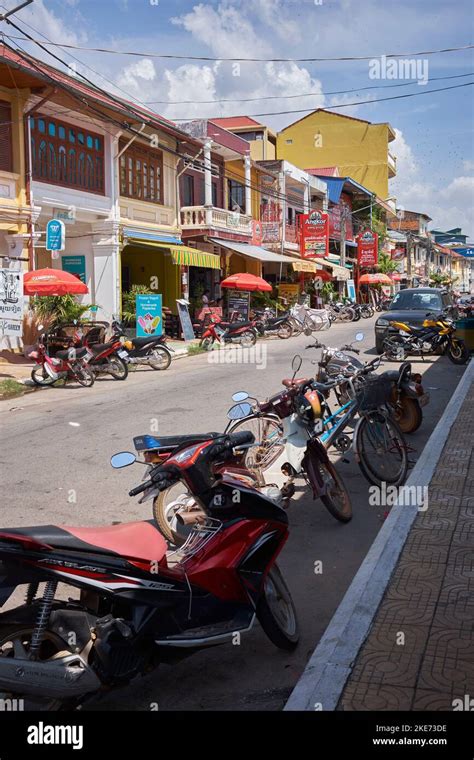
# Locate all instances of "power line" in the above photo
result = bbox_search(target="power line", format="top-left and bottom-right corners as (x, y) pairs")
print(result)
(172, 81), (474, 120)
(3, 33), (473, 62)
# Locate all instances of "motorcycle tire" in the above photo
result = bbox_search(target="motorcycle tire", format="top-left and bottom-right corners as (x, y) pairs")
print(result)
(447, 339), (469, 365)
(149, 347), (172, 370)
(71, 365), (95, 387)
(351, 311), (361, 322)
(277, 322), (293, 339)
(255, 321), (265, 337)
(316, 458), (352, 523)
(199, 336), (214, 351)
(107, 357), (128, 380)
(383, 335), (409, 361)
(256, 564), (299, 651)
(240, 330), (257, 347)
(342, 307), (355, 322)
(31, 366), (57, 386)
(392, 397), (423, 434)
(361, 306), (374, 318)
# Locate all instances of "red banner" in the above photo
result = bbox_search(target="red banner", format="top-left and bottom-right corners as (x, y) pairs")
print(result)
(328, 193), (353, 241)
(300, 210), (329, 259)
(357, 228), (378, 267)
(251, 220), (263, 246)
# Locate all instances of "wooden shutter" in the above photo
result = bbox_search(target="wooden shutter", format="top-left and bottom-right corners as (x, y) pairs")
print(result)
(0, 101), (13, 172)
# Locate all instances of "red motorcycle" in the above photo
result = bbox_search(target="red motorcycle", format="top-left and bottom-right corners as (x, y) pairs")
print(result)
(29, 332), (95, 387)
(74, 327), (129, 380)
(199, 314), (258, 350)
(0, 431), (299, 710)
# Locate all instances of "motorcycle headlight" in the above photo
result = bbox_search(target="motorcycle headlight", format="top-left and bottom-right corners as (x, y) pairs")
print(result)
(377, 319), (390, 327)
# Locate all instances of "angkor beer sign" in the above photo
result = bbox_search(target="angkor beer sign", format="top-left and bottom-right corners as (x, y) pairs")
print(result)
(357, 228), (378, 267)
(300, 210), (329, 259)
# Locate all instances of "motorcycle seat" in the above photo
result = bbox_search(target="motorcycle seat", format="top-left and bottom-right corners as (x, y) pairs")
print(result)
(131, 336), (164, 348)
(133, 432), (221, 452)
(226, 321), (254, 330)
(55, 346), (90, 360)
(88, 341), (118, 354)
(2, 521), (168, 563)
(282, 377), (310, 389)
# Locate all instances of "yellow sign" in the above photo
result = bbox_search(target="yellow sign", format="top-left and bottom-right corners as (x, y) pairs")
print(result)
(278, 283), (299, 305)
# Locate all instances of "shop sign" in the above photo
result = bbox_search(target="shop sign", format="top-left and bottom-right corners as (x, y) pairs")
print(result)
(251, 220), (263, 246)
(261, 222), (280, 243)
(52, 207), (75, 225)
(0, 269), (23, 322)
(0, 317), (22, 339)
(136, 294), (162, 338)
(277, 283), (299, 305)
(300, 210), (329, 259)
(328, 193), (353, 241)
(61, 255), (86, 284)
(391, 247), (405, 261)
(227, 289), (250, 321)
(46, 219), (66, 252)
(357, 229), (378, 267)
(346, 279), (356, 302)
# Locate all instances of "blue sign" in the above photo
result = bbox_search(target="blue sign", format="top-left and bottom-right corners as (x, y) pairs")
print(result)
(346, 279), (356, 302)
(136, 294), (162, 338)
(46, 219), (66, 252)
(61, 255), (86, 283)
(453, 247), (474, 258)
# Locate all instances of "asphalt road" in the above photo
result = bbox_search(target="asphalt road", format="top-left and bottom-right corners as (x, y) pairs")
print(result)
(0, 317), (466, 711)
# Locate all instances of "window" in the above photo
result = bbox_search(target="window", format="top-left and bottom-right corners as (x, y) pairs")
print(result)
(227, 179), (245, 212)
(119, 141), (163, 204)
(285, 139), (293, 144)
(0, 101), (13, 172)
(30, 115), (104, 193)
(182, 174), (194, 206)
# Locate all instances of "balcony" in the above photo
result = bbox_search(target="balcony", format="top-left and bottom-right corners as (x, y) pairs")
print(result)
(388, 151), (397, 178)
(180, 206), (252, 236)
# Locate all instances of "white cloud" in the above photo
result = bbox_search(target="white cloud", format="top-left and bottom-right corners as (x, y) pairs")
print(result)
(116, 58), (156, 95)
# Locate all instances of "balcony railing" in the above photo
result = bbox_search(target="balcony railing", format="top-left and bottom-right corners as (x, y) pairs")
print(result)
(180, 205), (252, 234)
(388, 151), (397, 176)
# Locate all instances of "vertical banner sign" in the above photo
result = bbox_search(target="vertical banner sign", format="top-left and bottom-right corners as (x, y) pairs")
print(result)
(0, 269), (23, 338)
(176, 299), (195, 341)
(357, 229), (379, 267)
(61, 255), (86, 283)
(136, 294), (162, 337)
(346, 279), (356, 302)
(300, 210), (329, 258)
(46, 219), (66, 252)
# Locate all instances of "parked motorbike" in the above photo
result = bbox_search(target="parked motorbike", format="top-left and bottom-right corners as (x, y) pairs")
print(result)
(326, 302), (355, 323)
(199, 314), (257, 349)
(383, 313), (469, 365)
(111, 321), (172, 370)
(375, 296), (392, 312)
(74, 327), (129, 380)
(29, 330), (95, 388)
(308, 333), (429, 434)
(253, 308), (293, 339)
(0, 431), (299, 710)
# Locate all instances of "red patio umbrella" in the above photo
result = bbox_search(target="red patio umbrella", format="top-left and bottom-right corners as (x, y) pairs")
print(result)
(24, 268), (89, 296)
(314, 269), (332, 282)
(220, 273), (272, 292)
(359, 273), (392, 285)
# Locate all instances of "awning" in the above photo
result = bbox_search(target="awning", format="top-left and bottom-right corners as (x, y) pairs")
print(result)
(122, 228), (182, 245)
(210, 238), (295, 264)
(125, 238), (220, 269)
(292, 260), (317, 272)
(311, 257), (350, 280)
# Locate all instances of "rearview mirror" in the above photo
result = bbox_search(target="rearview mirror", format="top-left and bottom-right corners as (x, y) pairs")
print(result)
(111, 452), (136, 469)
(355, 332), (364, 342)
(232, 391), (249, 402)
(227, 402), (252, 420)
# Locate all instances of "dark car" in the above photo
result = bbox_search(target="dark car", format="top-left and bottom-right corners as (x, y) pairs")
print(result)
(374, 288), (456, 353)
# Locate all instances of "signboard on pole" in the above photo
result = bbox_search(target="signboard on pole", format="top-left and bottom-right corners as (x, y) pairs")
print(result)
(136, 294), (162, 338)
(227, 290), (250, 321)
(300, 210), (329, 259)
(357, 229), (379, 267)
(176, 299), (195, 341)
(61, 255), (86, 284)
(46, 219), (66, 252)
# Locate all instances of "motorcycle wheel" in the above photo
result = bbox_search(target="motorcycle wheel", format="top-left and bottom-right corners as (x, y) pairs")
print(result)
(255, 321), (265, 337)
(71, 365), (95, 387)
(313, 457), (352, 522)
(256, 564), (299, 651)
(361, 306), (374, 318)
(277, 322), (293, 339)
(383, 335), (409, 361)
(341, 307), (355, 322)
(108, 357), (128, 380)
(31, 366), (57, 386)
(392, 397), (422, 434)
(199, 336), (214, 351)
(149, 347), (171, 370)
(240, 330), (257, 347)
(448, 339), (469, 365)
(351, 311), (361, 322)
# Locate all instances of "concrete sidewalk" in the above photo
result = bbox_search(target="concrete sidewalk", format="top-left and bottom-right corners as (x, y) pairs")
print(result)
(339, 382), (474, 710)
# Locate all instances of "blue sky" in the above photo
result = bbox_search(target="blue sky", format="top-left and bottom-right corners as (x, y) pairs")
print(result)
(1, 0), (473, 236)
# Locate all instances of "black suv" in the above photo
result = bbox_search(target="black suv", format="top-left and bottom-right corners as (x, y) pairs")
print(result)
(374, 288), (456, 353)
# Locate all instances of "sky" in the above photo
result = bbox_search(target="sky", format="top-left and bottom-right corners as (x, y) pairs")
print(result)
(1, 0), (473, 237)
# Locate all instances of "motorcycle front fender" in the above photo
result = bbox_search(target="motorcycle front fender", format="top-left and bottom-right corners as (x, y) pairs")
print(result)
(302, 437), (330, 498)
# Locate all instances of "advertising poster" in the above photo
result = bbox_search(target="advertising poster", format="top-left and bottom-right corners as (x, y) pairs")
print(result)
(0, 269), (23, 322)
(299, 210), (329, 259)
(277, 283), (299, 305)
(176, 299), (195, 341)
(61, 255), (86, 284)
(357, 229), (379, 267)
(136, 294), (163, 337)
(227, 290), (250, 321)
(346, 279), (356, 302)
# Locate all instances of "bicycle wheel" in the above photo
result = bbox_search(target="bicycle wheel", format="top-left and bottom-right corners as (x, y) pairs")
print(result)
(227, 415), (284, 475)
(355, 412), (408, 487)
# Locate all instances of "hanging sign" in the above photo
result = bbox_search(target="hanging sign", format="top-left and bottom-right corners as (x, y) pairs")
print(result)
(136, 294), (162, 337)
(357, 229), (379, 267)
(299, 210), (329, 259)
(391, 247), (405, 261)
(46, 219), (66, 252)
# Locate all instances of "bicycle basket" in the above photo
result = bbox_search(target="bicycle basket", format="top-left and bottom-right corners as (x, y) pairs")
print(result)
(355, 374), (394, 412)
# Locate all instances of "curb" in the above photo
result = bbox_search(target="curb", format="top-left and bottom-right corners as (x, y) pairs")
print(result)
(284, 358), (474, 712)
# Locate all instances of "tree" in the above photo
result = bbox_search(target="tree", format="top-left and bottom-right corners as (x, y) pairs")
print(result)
(377, 252), (399, 275)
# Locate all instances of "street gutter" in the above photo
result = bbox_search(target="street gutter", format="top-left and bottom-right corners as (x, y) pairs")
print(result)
(284, 358), (474, 712)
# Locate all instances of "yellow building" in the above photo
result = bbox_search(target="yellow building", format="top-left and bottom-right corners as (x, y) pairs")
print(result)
(277, 109), (397, 201)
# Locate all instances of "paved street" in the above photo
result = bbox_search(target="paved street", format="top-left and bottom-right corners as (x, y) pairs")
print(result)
(0, 317), (467, 711)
